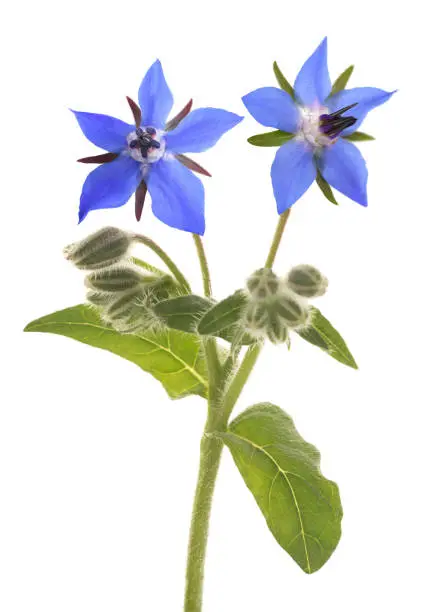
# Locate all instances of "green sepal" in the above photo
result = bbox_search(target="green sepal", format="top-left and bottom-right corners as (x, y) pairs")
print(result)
(219, 402), (343, 574)
(24, 305), (209, 399)
(316, 170), (339, 205)
(273, 61), (297, 101)
(197, 290), (248, 336)
(296, 307), (358, 369)
(131, 257), (166, 276)
(343, 131), (375, 142)
(330, 65), (354, 95)
(153, 295), (213, 334)
(248, 131), (294, 147)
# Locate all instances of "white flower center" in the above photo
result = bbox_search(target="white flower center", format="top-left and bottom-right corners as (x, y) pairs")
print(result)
(296, 105), (332, 149)
(127, 127), (166, 164)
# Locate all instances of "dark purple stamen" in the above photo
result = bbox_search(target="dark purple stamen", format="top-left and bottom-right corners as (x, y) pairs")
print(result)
(131, 127), (161, 158)
(319, 103), (358, 139)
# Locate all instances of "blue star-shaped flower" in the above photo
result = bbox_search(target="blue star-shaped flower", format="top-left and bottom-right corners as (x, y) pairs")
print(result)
(73, 60), (243, 234)
(242, 38), (395, 212)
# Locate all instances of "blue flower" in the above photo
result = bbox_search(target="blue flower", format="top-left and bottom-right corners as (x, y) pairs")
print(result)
(242, 38), (395, 213)
(73, 60), (243, 234)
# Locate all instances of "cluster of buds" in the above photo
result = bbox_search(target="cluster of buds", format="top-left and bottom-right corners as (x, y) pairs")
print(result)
(243, 264), (328, 345)
(64, 227), (176, 333)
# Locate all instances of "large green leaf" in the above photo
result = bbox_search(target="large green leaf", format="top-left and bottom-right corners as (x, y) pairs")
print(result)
(296, 307), (358, 369)
(220, 403), (342, 574)
(24, 305), (208, 399)
(330, 65), (354, 95)
(248, 130), (294, 147)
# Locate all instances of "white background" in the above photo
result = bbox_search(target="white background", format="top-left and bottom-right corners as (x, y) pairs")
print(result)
(1, 1), (438, 610)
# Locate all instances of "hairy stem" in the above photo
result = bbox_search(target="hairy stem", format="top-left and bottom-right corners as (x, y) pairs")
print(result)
(184, 235), (223, 612)
(133, 234), (191, 293)
(192, 234), (212, 297)
(264, 208), (291, 268)
(184, 212), (291, 610)
(222, 209), (292, 420)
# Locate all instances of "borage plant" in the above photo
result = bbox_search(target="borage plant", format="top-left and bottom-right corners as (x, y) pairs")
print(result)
(25, 39), (393, 611)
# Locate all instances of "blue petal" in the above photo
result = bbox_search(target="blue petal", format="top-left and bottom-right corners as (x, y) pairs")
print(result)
(294, 37), (331, 106)
(271, 140), (316, 214)
(79, 155), (140, 222)
(242, 87), (299, 133)
(148, 157), (205, 234)
(72, 111), (133, 152)
(319, 139), (368, 206)
(138, 60), (174, 129)
(326, 87), (395, 135)
(166, 108), (243, 154)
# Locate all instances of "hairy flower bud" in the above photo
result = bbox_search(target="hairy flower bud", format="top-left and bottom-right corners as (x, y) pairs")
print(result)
(104, 289), (144, 319)
(246, 268), (280, 300)
(64, 227), (132, 270)
(85, 265), (149, 293)
(265, 310), (289, 345)
(274, 293), (309, 328)
(85, 291), (113, 307)
(286, 264), (328, 298)
(243, 301), (269, 332)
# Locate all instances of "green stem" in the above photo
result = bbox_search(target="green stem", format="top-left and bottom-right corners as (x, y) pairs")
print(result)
(192, 234), (212, 297)
(184, 212), (292, 611)
(264, 208), (291, 268)
(184, 415), (224, 612)
(134, 234), (191, 293)
(222, 342), (262, 422)
(222, 210), (292, 420)
(184, 234), (223, 612)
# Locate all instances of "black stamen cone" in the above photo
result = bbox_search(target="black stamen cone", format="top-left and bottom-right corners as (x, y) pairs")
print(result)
(320, 103), (358, 139)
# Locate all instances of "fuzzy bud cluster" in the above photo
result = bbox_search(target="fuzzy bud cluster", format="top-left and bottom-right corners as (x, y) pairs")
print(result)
(243, 264), (327, 345)
(64, 227), (177, 334)
(64, 227), (133, 270)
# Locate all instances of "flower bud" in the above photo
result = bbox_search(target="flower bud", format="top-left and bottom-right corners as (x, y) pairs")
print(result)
(274, 294), (309, 328)
(246, 268), (280, 300)
(64, 227), (132, 270)
(86, 291), (113, 307)
(286, 264), (328, 298)
(265, 311), (289, 345)
(104, 289), (144, 319)
(85, 265), (148, 293)
(243, 301), (269, 332)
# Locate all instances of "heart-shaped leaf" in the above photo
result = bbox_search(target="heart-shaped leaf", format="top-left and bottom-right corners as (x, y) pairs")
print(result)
(24, 305), (208, 399)
(219, 403), (342, 573)
(248, 131), (294, 147)
(296, 307), (358, 369)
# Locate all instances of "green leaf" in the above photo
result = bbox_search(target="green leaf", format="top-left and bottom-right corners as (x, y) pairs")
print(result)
(248, 131), (294, 147)
(24, 305), (209, 399)
(330, 65), (354, 95)
(316, 171), (339, 205)
(197, 290), (248, 336)
(296, 307), (358, 369)
(343, 131), (375, 142)
(153, 295), (213, 334)
(273, 61), (297, 101)
(220, 403), (342, 574)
